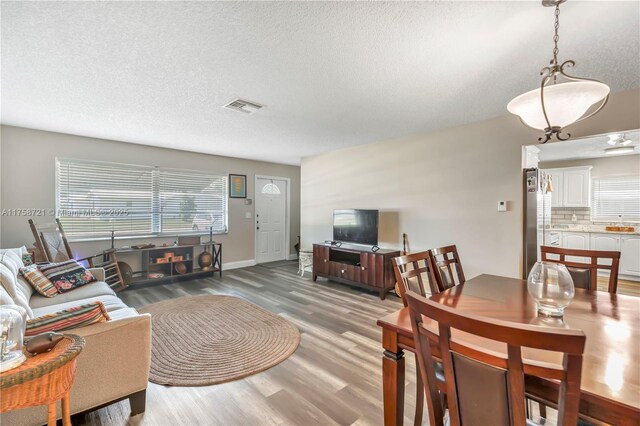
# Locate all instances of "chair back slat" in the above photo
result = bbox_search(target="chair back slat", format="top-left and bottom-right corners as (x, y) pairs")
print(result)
(541, 245), (620, 294)
(406, 291), (586, 426)
(430, 245), (465, 292)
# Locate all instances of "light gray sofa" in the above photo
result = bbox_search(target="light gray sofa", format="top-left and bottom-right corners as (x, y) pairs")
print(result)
(0, 247), (151, 426)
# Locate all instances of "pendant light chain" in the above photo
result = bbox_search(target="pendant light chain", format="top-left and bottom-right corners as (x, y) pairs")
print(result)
(551, 4), (561, 83)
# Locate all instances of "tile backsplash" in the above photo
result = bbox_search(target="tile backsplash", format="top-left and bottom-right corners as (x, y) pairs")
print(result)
(551, 207), (592, 225)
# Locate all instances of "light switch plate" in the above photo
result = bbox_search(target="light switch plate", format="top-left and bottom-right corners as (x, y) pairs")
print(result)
(498, 201), (507, 212)
(245, 211), (252, 219)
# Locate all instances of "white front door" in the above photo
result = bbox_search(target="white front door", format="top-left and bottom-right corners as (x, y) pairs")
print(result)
(256, 177), (287, 263)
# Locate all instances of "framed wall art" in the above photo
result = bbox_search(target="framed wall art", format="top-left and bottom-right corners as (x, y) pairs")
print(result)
(229, 174), (247, 198)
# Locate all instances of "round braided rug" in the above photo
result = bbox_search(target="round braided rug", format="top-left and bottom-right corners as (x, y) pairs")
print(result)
(138, 295), (300, 386)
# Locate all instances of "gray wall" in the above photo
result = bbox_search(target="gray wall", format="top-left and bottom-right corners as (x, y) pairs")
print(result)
(300, 88), (640, 280)
(0, 125), (301, 268)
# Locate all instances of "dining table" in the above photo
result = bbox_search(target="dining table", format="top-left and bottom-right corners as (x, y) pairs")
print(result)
(377, 274), (640, 426)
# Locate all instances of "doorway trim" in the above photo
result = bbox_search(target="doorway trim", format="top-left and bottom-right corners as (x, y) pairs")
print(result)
(254, 175), (291, 264)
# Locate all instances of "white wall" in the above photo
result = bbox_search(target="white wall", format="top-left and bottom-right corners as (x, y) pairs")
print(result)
(300, 89), (640, 280)
(0, 126), (301, 268)
(540, 154), (640, 179)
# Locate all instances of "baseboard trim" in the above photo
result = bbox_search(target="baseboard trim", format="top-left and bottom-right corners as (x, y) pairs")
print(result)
(287, 254), (298, 261)
(223, 260), (256, 270)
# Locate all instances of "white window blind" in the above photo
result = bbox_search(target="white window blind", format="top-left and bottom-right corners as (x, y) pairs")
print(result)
(592, 175), (640, 222)
(56, 158), (228, 238)
(159, 169), (227, 233)
(56, 159), (154, 237)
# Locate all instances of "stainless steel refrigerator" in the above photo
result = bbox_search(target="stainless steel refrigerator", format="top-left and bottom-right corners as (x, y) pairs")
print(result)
(523, 168), (553, 277)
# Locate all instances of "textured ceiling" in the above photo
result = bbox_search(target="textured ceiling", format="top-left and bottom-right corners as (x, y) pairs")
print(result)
(2, 1), (639, 165)
(539, 130), (640, 162)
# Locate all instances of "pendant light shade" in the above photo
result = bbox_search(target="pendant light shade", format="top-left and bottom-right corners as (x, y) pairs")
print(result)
(508, 1), (610, 143)
(508, 80), (610, 131)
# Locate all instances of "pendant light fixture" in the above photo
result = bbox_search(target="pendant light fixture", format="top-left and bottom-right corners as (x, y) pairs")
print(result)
(508, 0), (610, 143)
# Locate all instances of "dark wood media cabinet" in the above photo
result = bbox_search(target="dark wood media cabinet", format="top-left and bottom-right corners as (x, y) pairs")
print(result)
(312, 243), (400, 299)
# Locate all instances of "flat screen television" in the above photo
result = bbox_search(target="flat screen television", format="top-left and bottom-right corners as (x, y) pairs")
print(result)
(333, 209), (379, 246)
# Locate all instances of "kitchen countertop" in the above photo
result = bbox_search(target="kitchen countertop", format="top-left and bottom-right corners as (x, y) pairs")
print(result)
(548, 226), (640, 236)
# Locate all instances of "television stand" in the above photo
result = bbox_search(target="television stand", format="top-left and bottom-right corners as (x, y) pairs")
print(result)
(312, 243), (399, 300)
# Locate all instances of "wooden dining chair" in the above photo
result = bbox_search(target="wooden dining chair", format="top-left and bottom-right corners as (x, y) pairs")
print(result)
(392, 251), (443, 426)
(29, 219), (127, 292)
(406, 290), (586, 426)
(429, 245), (466, 292)
(392, 251), (440, 306)
(540, 245), (620, 294)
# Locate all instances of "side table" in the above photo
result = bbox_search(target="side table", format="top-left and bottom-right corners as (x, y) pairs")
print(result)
(298, 249), (313, 277)
(0, 334), (85, 426)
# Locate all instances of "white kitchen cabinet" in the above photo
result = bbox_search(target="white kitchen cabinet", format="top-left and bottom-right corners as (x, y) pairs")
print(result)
(562, 232), (590, 263)
(542, 166), (591, 208)
(590, 233), (620, 251)
(562, 167), (591, 207)
(620, 235), (640, 277)
(590, 233), (620, 268)
(544, 169), (563, 208)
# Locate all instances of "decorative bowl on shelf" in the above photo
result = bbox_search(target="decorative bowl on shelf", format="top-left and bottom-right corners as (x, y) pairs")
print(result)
(527, 261), (575, 318)
(174, 262), (187, 275)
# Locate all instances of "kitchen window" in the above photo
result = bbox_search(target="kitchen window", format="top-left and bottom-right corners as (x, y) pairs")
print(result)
(56, 158), (228, 238)
(591, 175), (640, 222)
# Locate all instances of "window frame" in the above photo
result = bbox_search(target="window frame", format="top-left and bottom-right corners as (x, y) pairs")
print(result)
(56, 158), (229, 241)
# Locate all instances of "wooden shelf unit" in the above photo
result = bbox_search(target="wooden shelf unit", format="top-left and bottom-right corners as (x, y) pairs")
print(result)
(312, 243), (399, 299)
(117, 242), (222, 287)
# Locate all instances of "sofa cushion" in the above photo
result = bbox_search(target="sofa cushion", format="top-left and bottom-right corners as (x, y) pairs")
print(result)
(106, 307), (140, 321)
(0, 263), (33, 318)
(26, 301), (110, 337)
(40, 260), (97, 293)
(0, 285), (15, 305)
(0, 246), (28, 258)
(16, 276), (34, 301)
(32, 294), (128, 317)
(29, 281), (116, 309)
(20, 264), (58, 298)
(0, 250), (23, 278)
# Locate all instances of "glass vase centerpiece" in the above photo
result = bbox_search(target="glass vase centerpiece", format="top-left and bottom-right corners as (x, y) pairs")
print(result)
(0, 305), (26, 372)
(527, 261), (575, 317)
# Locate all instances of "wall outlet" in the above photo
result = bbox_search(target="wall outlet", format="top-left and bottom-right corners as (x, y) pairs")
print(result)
(498, 201), (507, 212)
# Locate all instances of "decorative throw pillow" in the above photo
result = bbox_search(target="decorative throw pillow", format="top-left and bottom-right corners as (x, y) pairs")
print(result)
(25, 301), (110, 337)
(19, 264), (58, 298)
(39, 260), (97, 293)
(21, 252), (34, 266)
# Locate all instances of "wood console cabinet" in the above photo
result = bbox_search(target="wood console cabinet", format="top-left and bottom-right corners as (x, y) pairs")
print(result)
(312, 243), (400, 299)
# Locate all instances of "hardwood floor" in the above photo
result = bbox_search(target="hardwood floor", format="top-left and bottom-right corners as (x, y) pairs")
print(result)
(81, 262), (419, 426)
(598, 276), (640, 296)
(80, 264), (639, 426)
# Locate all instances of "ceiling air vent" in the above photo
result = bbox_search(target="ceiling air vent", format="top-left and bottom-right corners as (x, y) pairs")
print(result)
(223, 98), (264, 114)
